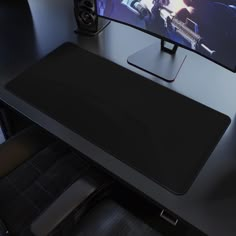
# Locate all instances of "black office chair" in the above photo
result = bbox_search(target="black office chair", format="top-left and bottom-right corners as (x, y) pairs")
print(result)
(0, 125), (110, 236)
(0, 125), (55, 235)
(0, 125), (164, 236)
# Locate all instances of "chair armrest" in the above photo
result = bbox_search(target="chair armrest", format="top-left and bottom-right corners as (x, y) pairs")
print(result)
(31, 173), (111, 236)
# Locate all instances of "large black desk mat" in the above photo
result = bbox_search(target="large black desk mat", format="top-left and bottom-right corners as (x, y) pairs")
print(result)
(5, 42), (231, 194)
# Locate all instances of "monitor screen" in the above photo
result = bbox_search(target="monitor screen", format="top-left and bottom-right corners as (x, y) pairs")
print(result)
(96, 0), (236, 78)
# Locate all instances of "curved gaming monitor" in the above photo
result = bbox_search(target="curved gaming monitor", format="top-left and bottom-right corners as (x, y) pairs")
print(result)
(95, 0), (236, 81)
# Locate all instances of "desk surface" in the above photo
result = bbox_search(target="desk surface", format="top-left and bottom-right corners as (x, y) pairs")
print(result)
(1, 1), (236, 235)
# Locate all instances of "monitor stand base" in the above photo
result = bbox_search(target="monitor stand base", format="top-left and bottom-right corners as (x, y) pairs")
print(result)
(127, 41), (187, 82)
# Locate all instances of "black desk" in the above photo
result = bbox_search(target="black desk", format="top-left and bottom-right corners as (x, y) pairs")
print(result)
(1, 1), (236, 235)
